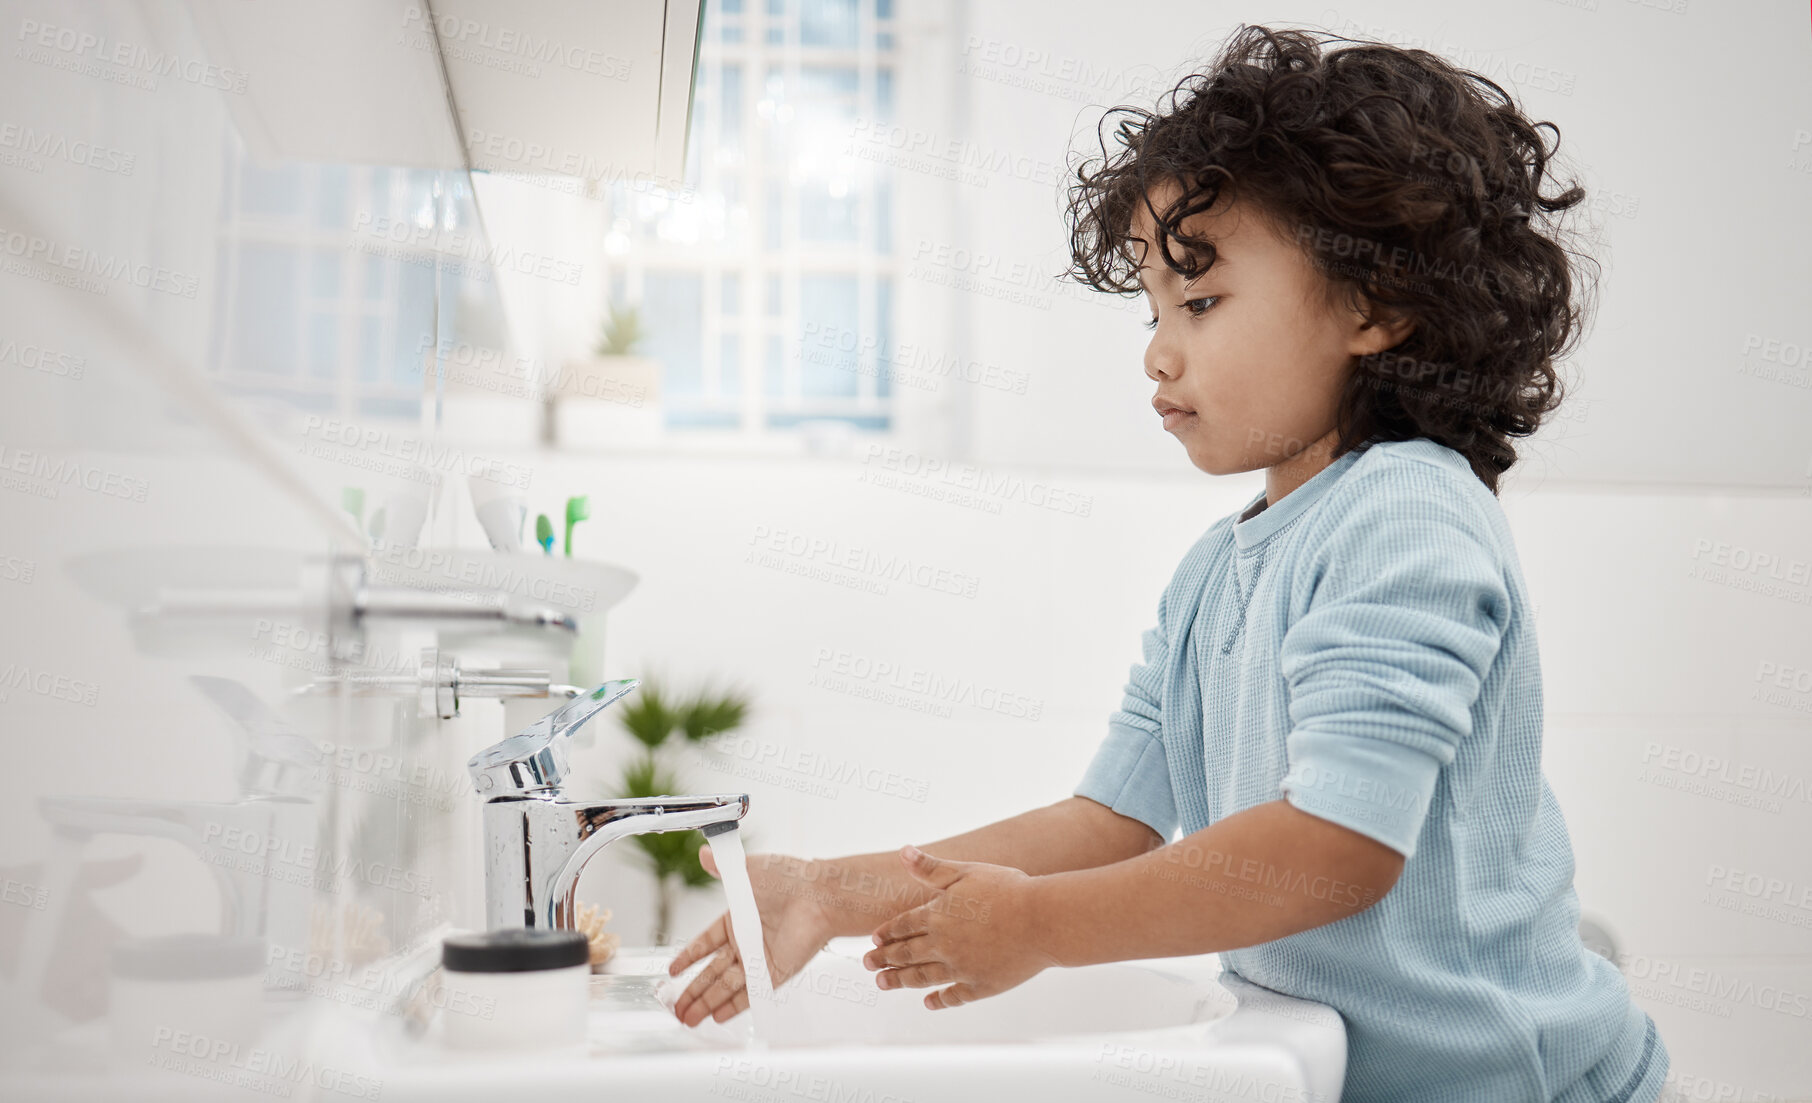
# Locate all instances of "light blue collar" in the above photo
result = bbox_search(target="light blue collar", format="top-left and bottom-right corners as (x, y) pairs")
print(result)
(1232, 447), (1365, 552)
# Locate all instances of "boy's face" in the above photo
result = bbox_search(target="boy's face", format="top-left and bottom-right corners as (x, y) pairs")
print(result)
(1131, 181), (1409, 476)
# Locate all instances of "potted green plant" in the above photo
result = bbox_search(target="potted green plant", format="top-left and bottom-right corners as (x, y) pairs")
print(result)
(546, 303), (663, 448)
(613, 679), (752, 945)
(594, 302), (646, 358)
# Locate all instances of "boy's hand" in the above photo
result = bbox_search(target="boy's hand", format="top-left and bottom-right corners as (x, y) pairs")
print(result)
(862, 845), (1061, 1010)
(667, 849), (836, 1027)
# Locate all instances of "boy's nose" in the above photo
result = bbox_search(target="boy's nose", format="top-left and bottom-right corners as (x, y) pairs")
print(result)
(1145, 337), (1183, 382)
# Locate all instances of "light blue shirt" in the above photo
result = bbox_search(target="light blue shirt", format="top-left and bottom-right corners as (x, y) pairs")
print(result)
(1075, 438), (1667, 1103)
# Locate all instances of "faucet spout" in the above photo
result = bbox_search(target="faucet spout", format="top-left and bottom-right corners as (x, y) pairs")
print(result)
(466, 680), (750, 931)
(479, 793), (749, 930)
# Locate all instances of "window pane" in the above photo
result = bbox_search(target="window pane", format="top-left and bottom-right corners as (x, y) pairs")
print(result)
(874, 176), (891, 254)
(393, 262), (435, 384)
(765, 335), (785, 397)
(363, 254), (388, 303)
(721, 332), (742, 394)
(763, 178), (784, 249)
(669, 408), (742, 428)
(798, 274), (858, 397)
(721, 64), (743, 153)
(644, 271), (705, 399)
(798, 66), (859, 99)
(875, 276), (892, 399)
(800, 182), (857, 242)
(359, 315), (383, 382)
(875, 69), (894, 123)
(316, 164), (349, 229)
(767, 412), (889, 430)
(238, 162), (302, 219)
(232, 245), (299, 376)
(307, 313), (337, 380)
(366, 167), (393, 221)
(799, 0), (857, 48)
(309, 250), (341, 298)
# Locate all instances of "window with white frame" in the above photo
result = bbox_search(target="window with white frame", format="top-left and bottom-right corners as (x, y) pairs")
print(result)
(208, 137), (498, 422)
(602, 0), (898, 433)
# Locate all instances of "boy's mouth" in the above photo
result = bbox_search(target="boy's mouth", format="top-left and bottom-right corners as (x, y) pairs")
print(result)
(1153, 396), (1197, 433)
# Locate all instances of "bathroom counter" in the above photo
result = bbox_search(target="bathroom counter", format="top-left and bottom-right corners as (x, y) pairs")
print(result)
(331, 938), (1348, 1103)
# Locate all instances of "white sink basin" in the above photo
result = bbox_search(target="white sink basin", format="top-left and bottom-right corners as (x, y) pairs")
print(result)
(350, 937), (1348, 1103)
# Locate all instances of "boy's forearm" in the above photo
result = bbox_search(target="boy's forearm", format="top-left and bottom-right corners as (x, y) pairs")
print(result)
(803, 796), (1163, 937)
(1029, 799), (1406, 966)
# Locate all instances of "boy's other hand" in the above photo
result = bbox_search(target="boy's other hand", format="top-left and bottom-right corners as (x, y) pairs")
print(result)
(862, 845), (1061, 1010)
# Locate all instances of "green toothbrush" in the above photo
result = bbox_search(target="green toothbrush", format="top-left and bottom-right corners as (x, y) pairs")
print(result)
(535, 513), (555, 555)
(563, 495), (589, 558)
(340, 487), (365, 529)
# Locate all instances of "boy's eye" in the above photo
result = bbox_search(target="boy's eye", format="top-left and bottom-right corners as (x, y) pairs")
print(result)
(1144, 297), (1221, 330)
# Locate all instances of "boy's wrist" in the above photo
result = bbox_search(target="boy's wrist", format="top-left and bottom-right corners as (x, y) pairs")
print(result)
(798, 854), (921, 935)
(1022, 870), (1081, 970)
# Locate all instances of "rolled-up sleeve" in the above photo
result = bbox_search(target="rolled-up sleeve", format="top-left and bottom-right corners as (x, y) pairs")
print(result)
(1277, 475), (1510, 859)
(1075, 589), (1179, 841)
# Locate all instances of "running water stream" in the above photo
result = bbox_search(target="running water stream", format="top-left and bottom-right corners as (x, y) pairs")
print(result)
(703, 825), (775, 1044)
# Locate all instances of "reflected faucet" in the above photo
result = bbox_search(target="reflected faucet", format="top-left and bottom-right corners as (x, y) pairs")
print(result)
(31, 677), (321, 995)
(468, 679), (748, 930)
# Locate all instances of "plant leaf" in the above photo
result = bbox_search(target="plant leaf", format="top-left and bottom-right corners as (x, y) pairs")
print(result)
(618, 753), (677, 799)
(630, 828), (709, 883)
(681, 687), (750, 743)
(617, 682), (676, 750)
(597, 303), (644, 356)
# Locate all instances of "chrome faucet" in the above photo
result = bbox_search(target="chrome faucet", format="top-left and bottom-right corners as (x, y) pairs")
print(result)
(467, 678), (749, 931)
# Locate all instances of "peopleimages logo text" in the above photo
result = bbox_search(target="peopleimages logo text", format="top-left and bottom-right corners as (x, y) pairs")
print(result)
(351, 212), (583, 286)
(297, 415), (533, 490)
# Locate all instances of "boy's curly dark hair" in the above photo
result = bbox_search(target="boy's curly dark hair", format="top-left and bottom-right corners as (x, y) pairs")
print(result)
(1064, 24), (1598, 493)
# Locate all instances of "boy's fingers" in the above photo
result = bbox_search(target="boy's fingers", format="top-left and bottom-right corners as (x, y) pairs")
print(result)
(872, 906), (931, 946)
(862, 934), (934, 971)
(676, 945), (737, 1023)
(685, 953), (748, 1028)
(925, 981), (980, 1010)
(898, 845), (967, 891)
(881, 961), (953, 990)
(681, 937), (735, 997)
(669, 912), (730, 975)
(680, 952), (736, 1025)
(712, 988), (750, 1023)
(694, 957), (747, 1024)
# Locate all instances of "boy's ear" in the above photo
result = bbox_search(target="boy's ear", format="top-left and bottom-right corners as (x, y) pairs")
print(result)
(1348, 299), (1417, 358)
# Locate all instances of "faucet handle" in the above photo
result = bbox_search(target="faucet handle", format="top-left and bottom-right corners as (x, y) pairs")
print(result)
(189, 675), (322, 799)
(467, 678), (639, 796)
